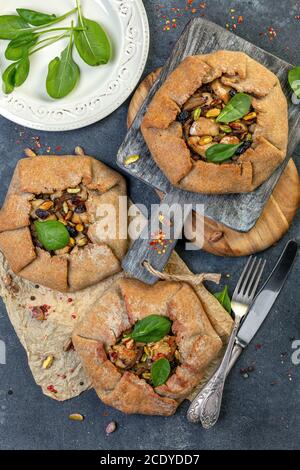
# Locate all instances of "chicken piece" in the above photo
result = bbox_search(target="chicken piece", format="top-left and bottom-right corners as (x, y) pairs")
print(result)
(188, 137), (214, 158)
(109, 342), (142, 369)
(211, 79), (231, 104)
(189, 117), (219, 137)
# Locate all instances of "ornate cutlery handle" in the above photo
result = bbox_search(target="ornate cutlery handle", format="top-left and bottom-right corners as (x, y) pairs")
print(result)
(187, 319), (241, 427)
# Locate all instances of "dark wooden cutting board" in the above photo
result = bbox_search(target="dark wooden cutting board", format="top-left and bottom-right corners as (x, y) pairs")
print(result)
(117, 17), (300, 283)
(127, 68), (300, 257)
(117, 17), (300, 233)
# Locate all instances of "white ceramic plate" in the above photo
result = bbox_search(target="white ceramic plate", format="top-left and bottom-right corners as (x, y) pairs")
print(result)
(0, 0), (149, 131)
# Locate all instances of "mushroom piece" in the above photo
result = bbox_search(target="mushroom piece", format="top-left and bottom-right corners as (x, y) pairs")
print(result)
(183, 94), (207, 111)
(220, 136), (240, 145)
(188, 137), (214, 158)
(211, 79), (231, 104)
(190, 117), (219, 137)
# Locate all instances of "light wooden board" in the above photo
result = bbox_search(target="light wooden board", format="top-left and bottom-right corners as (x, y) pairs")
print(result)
(127, 69), (300, 257)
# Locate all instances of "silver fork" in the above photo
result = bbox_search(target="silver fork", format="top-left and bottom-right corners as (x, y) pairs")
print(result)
(187, 256), (266, 428)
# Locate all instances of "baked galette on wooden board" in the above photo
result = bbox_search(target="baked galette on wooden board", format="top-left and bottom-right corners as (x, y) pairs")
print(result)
(73, 277), (233, 416)
(141, 50), (288, 194)
(0, 155), (128, 292)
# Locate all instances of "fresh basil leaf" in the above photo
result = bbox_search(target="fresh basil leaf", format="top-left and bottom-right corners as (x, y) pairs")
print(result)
(216, 93), (252, 123)
(130, 315), (172, 343)
(5, 34), (38, 60)
(205, 143), (242, 163)
(34, 220), (70, 251)
(0, 15), (30, 40)
(46, 36), (80, 99)
(2, 56), (30, 94)
(288, 66), (300, 99)
(16, 8), (56, 27)
(214, 286), (232, 314)
(151, 358), (171, 387)
(74, 16), (111, 66)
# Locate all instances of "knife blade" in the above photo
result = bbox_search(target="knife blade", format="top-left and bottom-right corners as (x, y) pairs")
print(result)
(228, 239), (298, 371)
(237, 239), (298, 348)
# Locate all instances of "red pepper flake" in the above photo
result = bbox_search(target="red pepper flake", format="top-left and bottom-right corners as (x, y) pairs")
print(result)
(71, 314), (77, 319)
(47, 385), (57, 394)
(55, 145), (62, 152)
(199, 2), (206, 9)
(67, 297), (73, 303)
(295, 15), (300, 20)
(255, 343), (262, 350)
(238, 15), (244, 24)
(268, 26), (277, 40)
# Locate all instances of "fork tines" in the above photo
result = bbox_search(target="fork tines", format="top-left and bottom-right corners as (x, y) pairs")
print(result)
(233, 256), (266, 303)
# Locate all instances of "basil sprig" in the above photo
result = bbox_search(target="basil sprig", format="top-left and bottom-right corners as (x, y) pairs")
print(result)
(216, 92), (252, 123)
(34, 220), (70, 251)
(205, 143), (242, 163)
(151, 358), (171, 387)
(214, 286), (232, 314)
(288, 66), (300, 99)
(129, 315), (172, 343)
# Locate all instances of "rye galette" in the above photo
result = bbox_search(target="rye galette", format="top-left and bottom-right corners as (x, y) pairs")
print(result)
(0, 155), (128, 292)
(141, 50), (288, 194)
(73, 279), (223, 416)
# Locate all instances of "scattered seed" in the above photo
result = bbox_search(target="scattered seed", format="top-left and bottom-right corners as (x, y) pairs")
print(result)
(106, 421), (117, 434)
(24, 148), (37, 157)
(63, 201), (69, 214)
(74, 146), (85, 156)
(124, 154), (141, 165)
(69, 413), (84, 421)
(42, 355), (54, 369)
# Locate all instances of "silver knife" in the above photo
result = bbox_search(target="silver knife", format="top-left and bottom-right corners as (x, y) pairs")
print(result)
(228, 239), (298, 370)
(187, 239), (298, 424)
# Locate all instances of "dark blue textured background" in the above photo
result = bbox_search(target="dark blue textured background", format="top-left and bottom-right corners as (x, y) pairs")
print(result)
(0, 0), (300, 450)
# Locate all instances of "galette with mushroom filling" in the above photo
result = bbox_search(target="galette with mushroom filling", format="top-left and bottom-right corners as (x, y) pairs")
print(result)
(73, 279), (223, 416)
(0, 155), (128, 292)
(141, 50), (288, 194)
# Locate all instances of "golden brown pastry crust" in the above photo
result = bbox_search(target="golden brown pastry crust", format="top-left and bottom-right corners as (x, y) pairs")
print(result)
(73, 279), (223, 416)
(141, 51), (288, 194)
(0, 155), (128, 292)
